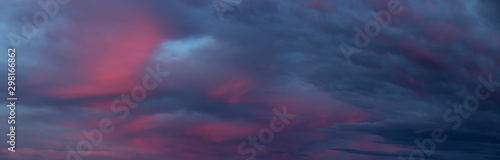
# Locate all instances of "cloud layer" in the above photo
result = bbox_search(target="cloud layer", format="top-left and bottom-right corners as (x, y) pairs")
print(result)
(0, 0), (499, 159)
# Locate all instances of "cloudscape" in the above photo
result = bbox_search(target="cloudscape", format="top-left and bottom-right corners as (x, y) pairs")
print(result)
(0, 0), (499, 160)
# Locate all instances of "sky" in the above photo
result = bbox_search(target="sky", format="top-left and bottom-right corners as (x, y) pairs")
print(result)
(0, 0), (499, 160)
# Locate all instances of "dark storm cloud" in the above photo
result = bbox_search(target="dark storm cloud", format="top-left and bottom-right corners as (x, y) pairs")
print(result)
(1, 0), (499, 159)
